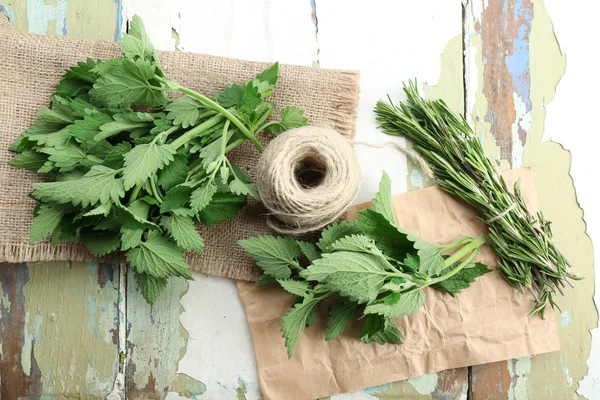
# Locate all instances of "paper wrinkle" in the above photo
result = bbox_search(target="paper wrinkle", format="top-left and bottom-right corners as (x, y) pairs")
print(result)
(237, 168), (561, 400)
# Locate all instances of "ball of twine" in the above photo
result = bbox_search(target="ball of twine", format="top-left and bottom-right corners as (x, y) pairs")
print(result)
(257, 125), (361, 235)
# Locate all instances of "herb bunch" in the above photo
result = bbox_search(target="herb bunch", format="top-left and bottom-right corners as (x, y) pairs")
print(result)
(241, 172), (490, 358)
(374, 81), (579, 317)
(8, 16), (308, 304)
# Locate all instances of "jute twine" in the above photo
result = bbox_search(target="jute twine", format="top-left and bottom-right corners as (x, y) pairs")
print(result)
(257, 125), (434, 234)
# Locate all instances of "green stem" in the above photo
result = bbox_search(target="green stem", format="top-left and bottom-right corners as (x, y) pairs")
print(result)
(150, 176), (163, 203)
(443, 235), (486, 267)
(158, 77), (264, 151)
(220, 120), (231, 156)
(254, 107), (275, 132)
(171, 114), (225, 149)
(438, 236), (473, 254)
(129, 183), (143, 203)
(225, 137), (245, 153)
(428, 250), (478, 285)
(153, 125), (180, 144)
(256, 120), (283, 134)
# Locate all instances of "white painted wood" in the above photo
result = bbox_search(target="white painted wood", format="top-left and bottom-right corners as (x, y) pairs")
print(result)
(173, 274), (260, 399)
(542, 1), (600, 398)
(317, 1), (462, 202)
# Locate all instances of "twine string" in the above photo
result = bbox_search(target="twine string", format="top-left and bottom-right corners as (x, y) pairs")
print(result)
(256, 126), (434, 235)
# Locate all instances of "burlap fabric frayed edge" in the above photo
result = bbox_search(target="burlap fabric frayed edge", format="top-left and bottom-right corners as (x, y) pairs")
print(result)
(0, 16), (360, 281)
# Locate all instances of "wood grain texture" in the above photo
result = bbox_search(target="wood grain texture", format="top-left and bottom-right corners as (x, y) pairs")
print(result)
(465, 0), (597, 398)
(0, 262), (121, 398)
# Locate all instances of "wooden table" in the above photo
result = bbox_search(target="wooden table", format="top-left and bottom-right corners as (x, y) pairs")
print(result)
(0, 0), (597, 399)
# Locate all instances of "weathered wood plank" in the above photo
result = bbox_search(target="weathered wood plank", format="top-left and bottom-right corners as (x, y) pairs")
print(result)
(125, 268), (204, 400)
(464, 0), (597, 398)
(0, 262), (121, 398)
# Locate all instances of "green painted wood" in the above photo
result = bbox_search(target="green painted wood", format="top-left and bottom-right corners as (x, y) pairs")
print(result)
(0, 262), (121, 398)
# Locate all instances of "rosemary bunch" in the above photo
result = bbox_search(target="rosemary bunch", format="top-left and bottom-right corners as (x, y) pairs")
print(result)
(374, 80), (579, 317)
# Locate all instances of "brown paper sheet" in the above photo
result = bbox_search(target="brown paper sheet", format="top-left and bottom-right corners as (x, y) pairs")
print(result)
(0, 16), (359, 281)
(237, 167), (561, 400)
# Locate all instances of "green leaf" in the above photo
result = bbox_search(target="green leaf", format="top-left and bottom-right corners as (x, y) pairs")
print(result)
(359, 314), (403, 345)
(161, 184), (194, 212)
(160, 214), (204, 252)
(416, 245), (445, 276)
(50, 217), (80, 244)
(115, 200), (160, 230)
(228, 178), (258, 199)
(95, 117), (148, 141)
(91, 58), (124, 75)
(103, 142), (131, 169)
(198, 191), (247, 226)
(165, 96), (204, 128)
(276, 279), (310, 297)
(190, 182), (218, 213)
(364, 290), (425, 319)
(325, 301), (357, 341)
(265, 106), (309, 135)
(239, 236), (302, 280)
(30, 204), (64, 243)
(301, 251), (390, 304)
(157, 153), (188, 191)
(9, 151), (48, 172)
(371, 171), (396, 224)
(121, 15), (158, 62)
(68, 110), (113, 145)
(123, 142), (176, 190)
(252, 62), (279, 97)
(215, 82), (261, 110)
(126, 233), (192, 279)
(83, 203), (112, 217)
(296, 241), (320, 263)
(28, 127), (71, 149)
(317, 220), (364, 252)
(280, 296), (320, 358)
(90, 59), (167, 107)
(434, 262), (491, 296)
(121, 228), (144, 250)
(134, 271), (168, 305)
(358, 209), (415, 261)
(81, 230), (121, 256)
(32, 165), (125, 208)
(403, 253), (420, 272)
(254, 274), (277, 286)
(41, 144), (86, 170)
(329, 234), (379, 254)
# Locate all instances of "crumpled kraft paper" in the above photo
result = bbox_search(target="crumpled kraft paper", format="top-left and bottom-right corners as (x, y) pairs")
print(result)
(237, 167), (560, 400)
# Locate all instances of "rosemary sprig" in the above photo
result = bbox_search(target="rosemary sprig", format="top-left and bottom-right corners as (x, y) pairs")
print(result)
(374, 80), (580, 318)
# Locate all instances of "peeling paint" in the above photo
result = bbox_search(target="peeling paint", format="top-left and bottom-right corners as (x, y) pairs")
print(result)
(21, 262), (120, 397)
(168, 373), (207, 398)
(407, 373), (439, 395)
(26, 0), (67, 35)
(126, 268), (189, 398)
(561, 311), (572, 326)
(507, 357), (532, 400)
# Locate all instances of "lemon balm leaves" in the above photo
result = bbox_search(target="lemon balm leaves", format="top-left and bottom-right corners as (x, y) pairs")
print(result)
(32, 166), (125, 208)
(242, 172), (491, 358)
(126, 232), (192, 279)
(29, 204), (64, 243)
(123, 142), (176, 190)
(9, 15), (309, 305)
(90, 59), (167, 107)
(160, 214), (205, 253)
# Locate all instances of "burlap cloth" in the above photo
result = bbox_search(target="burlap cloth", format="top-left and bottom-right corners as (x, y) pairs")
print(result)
(0, 16), (360, 281)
